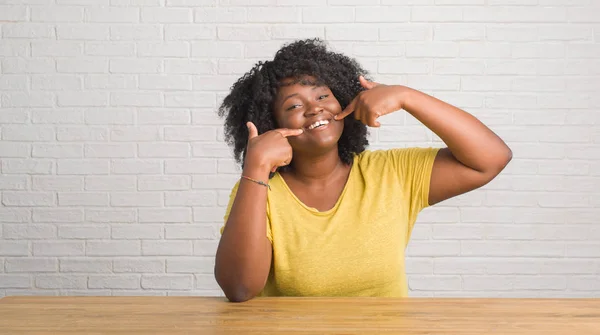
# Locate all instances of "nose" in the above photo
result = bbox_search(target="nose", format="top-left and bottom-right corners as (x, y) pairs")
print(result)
(305, 102), (324, 116)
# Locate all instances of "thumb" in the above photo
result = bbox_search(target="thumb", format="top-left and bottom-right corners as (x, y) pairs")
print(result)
(359, 75), (378, 90)
(247, 121), (258, 140)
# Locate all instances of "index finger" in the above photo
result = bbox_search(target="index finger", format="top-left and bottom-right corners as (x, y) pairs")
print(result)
(334, 99), (356, 121)
(275, 128), (304, 137)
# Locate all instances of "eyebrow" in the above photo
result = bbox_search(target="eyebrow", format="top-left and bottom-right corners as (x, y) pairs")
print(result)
(279, 86), (320, 109)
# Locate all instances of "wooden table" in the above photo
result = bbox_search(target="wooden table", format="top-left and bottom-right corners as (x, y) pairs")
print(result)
(1, 296), (599, 334)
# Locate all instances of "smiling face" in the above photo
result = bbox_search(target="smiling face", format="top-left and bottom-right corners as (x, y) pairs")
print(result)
(272, 76), (345, 155)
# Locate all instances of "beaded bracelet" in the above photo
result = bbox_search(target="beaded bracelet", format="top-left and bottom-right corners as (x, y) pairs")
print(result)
(241, 175), (271, 190)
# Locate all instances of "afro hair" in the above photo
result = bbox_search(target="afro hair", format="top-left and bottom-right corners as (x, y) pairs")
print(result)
(217, 38), (371, 174)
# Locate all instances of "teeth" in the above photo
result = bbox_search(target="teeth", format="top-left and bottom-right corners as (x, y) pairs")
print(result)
(307, 120), (329, 130)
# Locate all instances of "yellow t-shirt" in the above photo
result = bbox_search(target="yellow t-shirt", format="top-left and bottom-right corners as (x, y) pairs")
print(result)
(221, 147), (440, 297)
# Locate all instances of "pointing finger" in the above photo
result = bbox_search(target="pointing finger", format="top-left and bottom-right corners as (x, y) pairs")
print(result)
(334, 99), (356, 121)
(247, 122), (258, 140)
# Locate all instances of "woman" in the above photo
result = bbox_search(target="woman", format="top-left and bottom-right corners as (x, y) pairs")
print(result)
(215, 38), (512, 302)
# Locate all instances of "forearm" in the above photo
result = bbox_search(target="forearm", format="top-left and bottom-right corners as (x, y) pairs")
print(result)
(400, 86), (512, 173)
(214, 164), (272, 302)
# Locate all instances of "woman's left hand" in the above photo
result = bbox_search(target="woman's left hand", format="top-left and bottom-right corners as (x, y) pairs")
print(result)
(334, 76), (407, 127)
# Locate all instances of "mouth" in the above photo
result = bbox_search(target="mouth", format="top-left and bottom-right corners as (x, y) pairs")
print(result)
(303, 112), (335, 132)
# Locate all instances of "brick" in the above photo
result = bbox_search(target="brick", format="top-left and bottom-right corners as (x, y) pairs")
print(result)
(89, 275), (140, 289)
(193, 240), (219, 256)
(164, 126), (216, 141)
(33, 41), (83, 57)
(566, 243), (600, 258)
(0, 109), (29, 123)
(85, 75), (137, 90)
(110, 192), (163, 207)
(192, 75), (238, 91)
(193, 207), (226, 223)
(138, 110), (190, 125)
(195, 274), (220, 290)
(195, 7), (246, 23)
(58, 193), (109, 207)
(3, 23), (55, 39)
(110, 92), (163, 107)
(166, 225), (217, 239)
(57, 92), (108, 107)
(462, 241), (565, 257)
(5, 258), (57, 273)
(57, 24), (109, 40)
(138, 176), (190, 191)
(0, 75), (28, 90)
(0, 241), (29, 256)
(219, 0), (272, 4)
(2, 92), (54, 107)
(110, 59), (162, 74)
(357, 6), (410, 22)
(485, 94), (537, 108)
(5, 289), (58, 296)
(86, 241), (141, 256)
(2, 125), (54, 141)
(434, 24), (484, 41)
(110, 24), (162, 40)
(165, 191), (216, 207)
(0, 176), (28, 190)
(463, 7), (566, 22)
(139, 143), (190, 158)
(2, 192), (55, 207)
(434, 60), (484, 75)
(85, 7), (139, 23)
(85, 109), (135, 124)
(460, 207), (514, 223)
(567, 44), (600, 59)
(405, 75), (460, 91)
(84, 176), (136, 192)
(141, 7), (193, 23)
(60, 290), (111, 296)
(112, 224), (163, 239)
(57, 127), (108, 141)
(191, 41), (243, 58)
(166, 257), (213, 273)
(3, 224), (57, 239)
(301, 7), (353, 23)
(248, 7), (299, 23)
(380, 24), (432, 41)
(139, 208), (192, 223)
(141, 274), (193, 290)
(33, 144), (83, 158)
(139, 75), (191, 90)
(409, 276), (462, 291)
(192, 174), (239, 190)
(57, 160), (109, 175)
(166, 59), (215, 74)
(0, 275), (31, 289)
(113, 258), (165, 273)
(85, 42), (135, 57)
(137, 42), (190, 58)
(0, 42), (29, 57)
(434, 258), (485, 275)
(405, 258), (433, 275)
(0, 209), (31, 223)
(60, 258), (112, 273)
(460, 43), (511, 58)
(164, 24), (215, 40)
(84, 144), (136, 158)
(406, 42), (459, 58)
(0, 5), (27, 20)
(57, 58), (108, 73)
(33, 241), (85, 256)
(112, 0), (161, 4)
(538, 160), (589, 176)
(271, 25), (325, 40)
(487, 25), (538, 42)
(412, 6), (462, 21)
(326, 25), (378, 41)
(85, 209), (136, 223)
(539, 25), (593, 41)
(142, 241), (192, 256)
(32, 109), (84, 124)
(432, 224), (484, 240)
(405, 241), (460, 256)
(111, 159), (161, 175)
(36, 275), (87, 289)
(33, 209), (83, 223)
(568, 276), (600, 291)
(31, 6), (83, 22)
(0, 143), (31, 158)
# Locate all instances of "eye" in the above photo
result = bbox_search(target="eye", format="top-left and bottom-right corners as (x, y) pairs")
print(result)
(318, 94), (329, 100)
(286, 104), (301, 111)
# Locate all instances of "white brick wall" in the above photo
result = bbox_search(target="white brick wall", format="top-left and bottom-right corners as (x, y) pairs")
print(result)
(1, 2), (599, 298)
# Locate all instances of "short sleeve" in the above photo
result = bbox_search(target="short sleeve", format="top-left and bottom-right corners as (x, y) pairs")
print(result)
(220, 180), (273, 244)
(387, 147), (440, 240)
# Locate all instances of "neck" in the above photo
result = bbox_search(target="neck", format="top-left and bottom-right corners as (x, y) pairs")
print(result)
(286, 148), (346, 184)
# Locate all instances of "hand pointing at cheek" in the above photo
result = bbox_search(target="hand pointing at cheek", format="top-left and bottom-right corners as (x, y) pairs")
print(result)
(334, 75), (407, 128)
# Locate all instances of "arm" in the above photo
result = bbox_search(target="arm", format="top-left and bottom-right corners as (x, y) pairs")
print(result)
(401, 87), (512, 205)
(335, 76), (512, 206)
(214, 163), (272, 302)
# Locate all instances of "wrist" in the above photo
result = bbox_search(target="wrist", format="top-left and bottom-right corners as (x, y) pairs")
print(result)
(393, 85), (414, 111)
(242, 156), (271, 180)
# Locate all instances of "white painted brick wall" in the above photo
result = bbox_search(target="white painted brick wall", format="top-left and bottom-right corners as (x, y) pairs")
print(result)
(0, 2), (599, 299)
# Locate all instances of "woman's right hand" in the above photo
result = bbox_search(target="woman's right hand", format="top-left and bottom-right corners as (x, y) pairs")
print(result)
(245, 121), (303, 173)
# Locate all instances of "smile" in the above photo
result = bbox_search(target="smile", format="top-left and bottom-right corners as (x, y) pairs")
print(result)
(307, 119), (330, 130)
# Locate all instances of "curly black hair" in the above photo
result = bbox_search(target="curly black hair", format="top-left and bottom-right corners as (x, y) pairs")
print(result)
(217, 38), (370, 174)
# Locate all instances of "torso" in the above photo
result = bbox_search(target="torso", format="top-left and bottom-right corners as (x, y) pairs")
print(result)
(279, 163), (352, 212)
